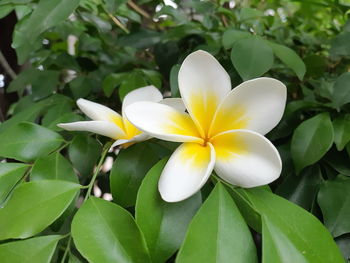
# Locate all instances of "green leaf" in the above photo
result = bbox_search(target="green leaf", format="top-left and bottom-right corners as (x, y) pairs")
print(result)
(0, 5), (14, 19)
(0, 99), (50, 133)
(0, 235), (61, 263)
(335, 234), (350, 261)
(0, 0), (32, 5)
(80, 12), (112, 33)
(169, 64), (180, 97)
(0, 180), (80, 240)
(71, 197), (150, 263)
(102, 73), (126, 97)
(0, 163), (28, 204)
(330, 32), (350, 59)
(177, 183), (257, 263)
(324, 149), (350, 176)
(135, 159), (202, 263)
(69, 76), (94, 99)
(269, 42), (306, 80)
(12, 0), (80, 63)
(0, 122), (64, 162)
(31, 152), (78, 182)
(318, 175), (350, 237)
(222, 29), (251, 49)
(110, 143), (159, 207)
(0, 95), (73, 133)
(103, 0), (128, 13)
(231, 35), (273, 80)
(333, 114), (350, 151)
(68, 135), (102, 176)
(332, 73), (350, 109)
(41, 101), (72, 128)
(276, 165), (323, 211)
(291, 113), (334, 173)
(141, 69), (162, 89)
(236, 188), (344, 263)
(119, 71), (148, 100)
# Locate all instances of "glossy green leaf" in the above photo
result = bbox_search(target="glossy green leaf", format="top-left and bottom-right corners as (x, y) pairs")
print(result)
(0, 5), (14, 19)
(332, 72), (350, 109)
(0, 163), (28, 204)
(135, 159), (202, 263)
(0, 103), (45, 133)
(0, 122), (64, 162)
(71, 197), (150, 263)
(324, 149), (350, 176)
(0, 235), (61, 263)
(291, 113), (334, 173)
(31, 152), (78, 182)
(318, 175), (350, 237)
(41, 101), (73, 128)
(335, 234), (350, 261)
(110, 143), (159, 207)
(231, 35), (273, 80)
(0, 180), (80, 240)
(0, 0), (31, 5)
(330, 32), (350, 59)
(102, 73), (126, 97)
(68, 135), (102, 176)
(333, 114), (350, 151)
(270, 42), (306, 80)
(177, 183), (257, 263)
(235, 188), (344, 263)
(222, 29), (251, 49)
(170, 64), (181, 97)
(0, 95), (73, 133)
(276, 165), (323, 211)
(119, 71), (148, 100)
(12, 0), (80, 63)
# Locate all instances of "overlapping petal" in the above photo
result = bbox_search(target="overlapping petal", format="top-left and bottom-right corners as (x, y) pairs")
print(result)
(158, 142), (215, 202)
(122, 86), (163, 137)
(122, 85), (163, 113)
(160, 98), (186, 112)
(178, 50), (231, 136)
(111, 134), (150, 149)
(57, 121), (126, 139)
(125, 101), (202, 143)
(210, 129), (282, 188)
(209, 78), (287, 137)
(77, 99), (124, 129)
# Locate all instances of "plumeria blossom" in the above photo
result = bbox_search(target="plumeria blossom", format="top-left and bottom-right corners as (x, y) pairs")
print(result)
(125, 50), (287, 202)
(58, 86), (183, 148)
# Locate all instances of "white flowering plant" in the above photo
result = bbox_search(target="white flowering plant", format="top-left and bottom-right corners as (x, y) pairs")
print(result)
(0, 1), (349, 262)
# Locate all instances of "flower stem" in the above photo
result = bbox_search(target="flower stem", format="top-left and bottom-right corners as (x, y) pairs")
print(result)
(60, 236), (71, 263)
(60, 141), (112, 262)
(84, 141), (112, 201)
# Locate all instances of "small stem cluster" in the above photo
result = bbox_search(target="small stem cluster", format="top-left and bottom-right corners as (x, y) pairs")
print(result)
(61, 141), (112, 262)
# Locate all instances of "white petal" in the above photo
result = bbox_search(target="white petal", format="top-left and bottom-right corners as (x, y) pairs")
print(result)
(160, 98), (186, 112)
(122, 85), (163, 113)
(57, 121), (126, 139)
(125, 101), (202, 143)
(77, 99), (124, 129)
(110, 134), (150, 148)
(178, 50), (231, 136)
(159, 142), (215, 202)
(209, 77), (287, 137)
(210, 129), (282, 188)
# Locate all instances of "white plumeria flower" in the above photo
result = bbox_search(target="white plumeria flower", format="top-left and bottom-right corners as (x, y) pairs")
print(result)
(58, 86), (183, 148)
(125, 50), (287, 202)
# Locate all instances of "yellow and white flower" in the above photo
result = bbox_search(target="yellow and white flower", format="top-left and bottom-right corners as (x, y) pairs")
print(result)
(125, 50), (287, 202)
(58, 86), (182, 148)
